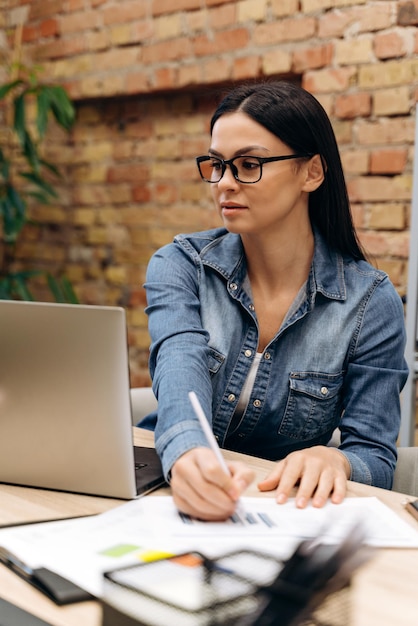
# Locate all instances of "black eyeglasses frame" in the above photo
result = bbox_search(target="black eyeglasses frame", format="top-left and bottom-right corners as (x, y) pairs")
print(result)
(196, 153), (313, 184)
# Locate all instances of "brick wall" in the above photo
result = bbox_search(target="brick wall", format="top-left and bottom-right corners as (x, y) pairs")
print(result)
(2, 0), (418, 386)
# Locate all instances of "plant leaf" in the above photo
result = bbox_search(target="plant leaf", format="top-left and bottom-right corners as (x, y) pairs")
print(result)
(46, 273), (65, 302)
(22, 131), (41, 171)
(0, 195), (24, 242)
(6, 184), (26, 220)
(0, 277), (12, 300)
(40, 158), (61, 178)
(48, 86), (75, 131)
(19, 171), (58, 198)
(13, 93), (27, 146)
(0, 148), (10, 181)
(12, 275), (36, 301)
(36, 89), (50, 138)
(60, 275), (79, 304)
(0, 79), (24, 101)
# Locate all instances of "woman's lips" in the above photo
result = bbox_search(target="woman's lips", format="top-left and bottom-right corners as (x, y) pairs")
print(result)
(221, 203), (247, 213)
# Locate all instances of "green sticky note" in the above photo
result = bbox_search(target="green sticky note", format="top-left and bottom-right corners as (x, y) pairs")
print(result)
(100, 544), (140, 558)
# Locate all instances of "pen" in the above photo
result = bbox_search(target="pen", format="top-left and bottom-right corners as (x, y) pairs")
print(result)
(188, 391), (230, 475)
(188, 391), (245, 514)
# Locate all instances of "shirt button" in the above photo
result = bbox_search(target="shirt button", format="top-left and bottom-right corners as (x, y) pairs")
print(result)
(264, 352), (271, 360)
(244, 349), (252, 357)
(227, 393), (236, 403)
(253, 399), (261, 408)
(229, 283), (238, 291)
(249, 304), (255, 311)
(320, 386), (329, 396)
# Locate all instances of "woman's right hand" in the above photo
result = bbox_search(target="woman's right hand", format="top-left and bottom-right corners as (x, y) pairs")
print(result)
(170, 447), (255, 521)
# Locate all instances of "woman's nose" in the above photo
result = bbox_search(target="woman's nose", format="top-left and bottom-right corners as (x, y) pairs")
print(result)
(217, 164), (240, 190)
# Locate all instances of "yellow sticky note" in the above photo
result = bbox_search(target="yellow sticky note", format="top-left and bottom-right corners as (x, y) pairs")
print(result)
(139, 550), (175, 562)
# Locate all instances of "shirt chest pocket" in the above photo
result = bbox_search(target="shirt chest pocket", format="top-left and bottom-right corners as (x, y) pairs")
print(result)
(207, 347), (225, 375)
(279, 372), (344, 440)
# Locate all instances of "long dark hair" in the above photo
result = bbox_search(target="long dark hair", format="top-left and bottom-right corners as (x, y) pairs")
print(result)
(210, 81), (366, 261)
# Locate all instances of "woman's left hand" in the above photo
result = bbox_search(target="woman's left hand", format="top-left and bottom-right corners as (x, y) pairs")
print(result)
(257, 446), (351, 508)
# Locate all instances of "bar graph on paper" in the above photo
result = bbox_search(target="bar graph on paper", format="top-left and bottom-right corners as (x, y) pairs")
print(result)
(179, 511), (276, 528)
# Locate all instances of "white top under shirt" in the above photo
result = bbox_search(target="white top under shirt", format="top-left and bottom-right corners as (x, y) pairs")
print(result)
(228, 280), (308, 434)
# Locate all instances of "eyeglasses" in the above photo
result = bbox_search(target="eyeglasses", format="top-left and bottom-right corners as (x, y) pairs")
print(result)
(196, 154), (312, 184)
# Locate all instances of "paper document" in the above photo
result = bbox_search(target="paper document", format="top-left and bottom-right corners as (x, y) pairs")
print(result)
(0, 496), (417, 597)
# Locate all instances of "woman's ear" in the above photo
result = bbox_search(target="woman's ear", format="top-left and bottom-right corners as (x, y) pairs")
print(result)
(302, 154), (325, 192)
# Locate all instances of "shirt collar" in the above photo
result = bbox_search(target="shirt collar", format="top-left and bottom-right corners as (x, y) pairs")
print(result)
(198, 227), (347, 302)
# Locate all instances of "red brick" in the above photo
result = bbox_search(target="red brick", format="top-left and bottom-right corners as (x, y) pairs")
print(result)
(318, 10), (354, 38)
(22, 24), (38, 42)
(374, 31), (408, 59)
(359, 4), (395, 33)
(131, 20), (154, 42)
(152, 67), (178, 91)
(28, 0), (63, 20)
(303, 67), (357, 93)
(60, 11), (102, 34)
(233, 55), (261, 80)
(178, 63), (202, 88)
(254, 17), (316, 45)
(370, 149), (408, 174)
(194, 28), (250, 56)
(68, 0), (86, 11)
(202, 57), (232, 84)
(398, 1), (418, 25)
(358, 231), (400, 258)
(40, 19), (58, 38)
(153, 184), (178, 205)
(142, 37), (193, 64)
(355, 118), (415, 145)
(103, 3), (147, 25)
(292, 43), (334, 73)
(152, 0), (201, 15)
(36, 37), (86, 60)
(334, 92), (372, 119)
(107, 164), (150, 183)
(208, 3), (237, 29)
(125, 71), (150, 95)
(132, 186), (152, 203)
(347, 175), (411, 202)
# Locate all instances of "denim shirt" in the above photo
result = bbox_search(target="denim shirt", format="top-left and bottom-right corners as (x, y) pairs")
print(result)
(144, 227), (408, 489)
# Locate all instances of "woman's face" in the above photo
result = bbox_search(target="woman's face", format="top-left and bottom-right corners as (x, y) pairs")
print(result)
(209, 111), (313, 237)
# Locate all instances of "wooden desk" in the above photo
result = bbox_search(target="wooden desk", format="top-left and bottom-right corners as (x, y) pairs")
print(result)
(0, 428), (417, 626)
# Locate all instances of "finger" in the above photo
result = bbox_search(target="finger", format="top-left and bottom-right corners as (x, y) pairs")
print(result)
(293, 463), (323, 508)
(173, 489), (236, 521)
(274, 457), (305, 504)
(228, 462), (256, 499)
(171, 450), (239, 519)
(171, 467), (237, 520)
(311, 468), (336, 508)
(257, 461), (286, 492)
(330, 473), (347, 504)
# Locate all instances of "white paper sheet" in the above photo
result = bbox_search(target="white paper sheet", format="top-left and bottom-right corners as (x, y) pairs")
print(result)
(0, 496), (417, 597)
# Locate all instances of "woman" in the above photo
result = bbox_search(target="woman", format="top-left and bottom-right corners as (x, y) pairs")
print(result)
(143, 81), (408, 521)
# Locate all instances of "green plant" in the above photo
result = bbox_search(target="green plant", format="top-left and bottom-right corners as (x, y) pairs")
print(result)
(0, 62), (77, 302)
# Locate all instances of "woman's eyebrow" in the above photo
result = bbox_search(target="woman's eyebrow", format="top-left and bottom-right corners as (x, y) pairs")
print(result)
(208, 146), (270, 158)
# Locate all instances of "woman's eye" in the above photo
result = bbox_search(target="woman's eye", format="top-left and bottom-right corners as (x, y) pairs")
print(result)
(241, 159), (259, 170)
(211, 160), (222, 170)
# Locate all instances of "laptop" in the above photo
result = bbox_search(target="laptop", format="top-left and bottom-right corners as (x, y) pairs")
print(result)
(0, 300), (165, 499)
